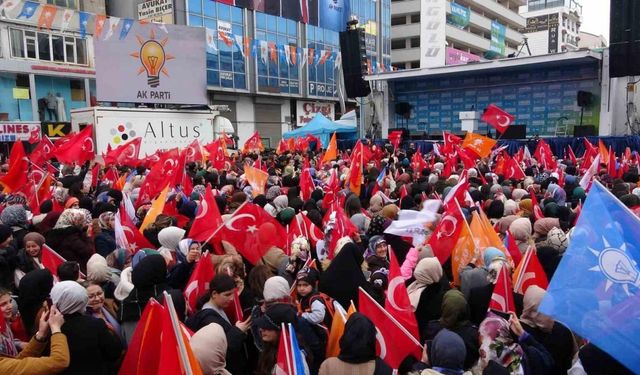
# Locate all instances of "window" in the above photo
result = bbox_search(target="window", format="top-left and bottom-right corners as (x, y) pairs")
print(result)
(47, 0), (78, 10)
(410, 61), (420, 69)
(410, 37), (420, 48)
(410, 14), (420, 23)
(257, 14), (300, 95)
(391, 16), (406, 26)
(9, 28), (87, 65)
(391, 39), (405, 49)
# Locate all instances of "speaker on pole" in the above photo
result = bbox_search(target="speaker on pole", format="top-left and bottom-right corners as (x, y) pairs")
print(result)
(609, 0), (640, 77)
(339, 27), (371, 98)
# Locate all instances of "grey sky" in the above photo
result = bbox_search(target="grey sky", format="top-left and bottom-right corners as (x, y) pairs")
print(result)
(580, 0), (610, 41)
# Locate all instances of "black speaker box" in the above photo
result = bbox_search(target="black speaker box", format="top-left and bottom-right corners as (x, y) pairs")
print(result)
(577, 91), (594, 107)
(339, 28), (371, 98)
(501, 125), (526, 139)
(574, 125), (596, 137)
(395, 102), (411, 117)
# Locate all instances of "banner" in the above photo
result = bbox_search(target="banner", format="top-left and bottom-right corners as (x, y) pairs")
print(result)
(447, 3), (470, 29)
(296, 101), (334, 126)
(445, 47), (480, 65)
(318, 0), (349, 32)
(548, 23), (558, 54)
(490, 20), (506, 56)
(95, 22), (206, 105)
(420, 0), (446, 68)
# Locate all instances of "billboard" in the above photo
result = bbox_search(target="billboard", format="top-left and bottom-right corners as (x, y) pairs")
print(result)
(296, 100), (334, 126)
(137, 0), (174, 23)
(446, 47), (480, 65)
(95, 22), (206, 105)
(420, 0), (446, 68)
(490, 21), (507, 56)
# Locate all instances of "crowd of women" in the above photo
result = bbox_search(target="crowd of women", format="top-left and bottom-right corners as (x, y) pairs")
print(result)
(0, 141), (637, 375)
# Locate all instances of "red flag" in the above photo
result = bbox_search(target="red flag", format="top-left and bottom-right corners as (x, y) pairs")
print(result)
(399, 184), (408, 199)
(299, 168), (315, 201)
(102, 168), (119, 186)
(90, 163), (100, 189)
(567, 145), (577, 165)
(323, 204), (358, 259)
(482, 104), (515, 134)
(136, 148), (179, 206)
(53, 125), (94, 165)
(184, 251), (216, 313)
(348, 141), (364, 195)
(385, 251), (420, 340)
(410, 150), (428, 177)
(223, 287), (243, 325)
(276, 139), (289, 155)
(503, 153), (526, 180)
(215, 203), (287, 264)
(533, 139), (555, 171)
(30, 136), (54, 166)
(428, 202), (464, 263)
(204, 139), (227, 170)
(504, 230), (523, 267)
(158, 297), (203, 375)
(184, 139), (204, 164)
(442, 131), (462, 155)
(103, 137), (141, 167)
(242, 131), (264, 154)
(513, 246), (548, 295)
(528, 186), (545, 221)
(488, 264), (516, 314)
(608, 147), (617, 178)
(28, 126), (42, 144)
(118, 300), (164, 375)
(287, 212), (324, 251)
(388, 130), (403, 151)
(189, 185), (223, 242)
(443, 171), (470, 210)
(457, 146), (477, 169)
(359, 288), (422, 369)
(276, 323), (293, 374)
(119, 207), (154, 252)
(0, 141), (28, 192)
(41, 245), (66, 278)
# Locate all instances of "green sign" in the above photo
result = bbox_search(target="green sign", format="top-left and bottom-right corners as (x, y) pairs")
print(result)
(447, 3), (470, 29)
(490, 21), (506, 56)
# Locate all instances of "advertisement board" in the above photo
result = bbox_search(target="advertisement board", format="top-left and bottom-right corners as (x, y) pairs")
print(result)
(420, 0), (446, 68)
(296, 101), (335, 126)
(445, 47), (480, 65)
(490, 21), (507, 56)
(447, 3), (470, 29)
(95, 22), (206, 105)
(137, 0), (173, 23)
(0, 122), (40, 142)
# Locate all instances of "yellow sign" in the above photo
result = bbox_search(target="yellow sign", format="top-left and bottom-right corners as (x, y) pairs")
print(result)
(12, 88), (30, 100)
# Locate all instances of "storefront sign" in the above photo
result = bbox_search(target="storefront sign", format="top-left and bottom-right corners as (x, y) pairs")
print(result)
(41, 122), (72, 138)
(217, 21), (232, 34)
(296, 100), (334, 126)
(445, 47), (480, 65)
(524, 15), (549, 33)
(12, 88), (30, 100)
(420, 0), (446, 68)
(548, 24), (559, 54)
(137, 0), (173, 21)
(0, 122), (40, 142)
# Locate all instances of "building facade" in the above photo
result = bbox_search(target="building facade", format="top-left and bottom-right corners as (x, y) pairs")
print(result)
(0, 0), (102, 140)
(390, 0), (526, 70)
(107, 0), (391, 148)
(578, 31), (607, 50)
(520, 0), (582, 56)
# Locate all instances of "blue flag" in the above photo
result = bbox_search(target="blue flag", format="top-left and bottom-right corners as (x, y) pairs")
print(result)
(540, 181), (640, 373)
(79, 11), (91, 39)
(17, 1), (39, 19)
(119, 19), (134, 40)
(288, 324), (310, 375)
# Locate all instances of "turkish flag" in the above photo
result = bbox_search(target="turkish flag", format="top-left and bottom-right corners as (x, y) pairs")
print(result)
(118, 299), (164, 375)
(322, 204), (358, 260)
(41, 244), (67, 278)
(411, 150), (428, 177)
(215, 203), (287, 264)
(287, 213), (324, 254)
(242, 131), (264, 154)
(428, 202), (464, 263)
(189, 185), (223, 243)
(533, 139), (556, 170)
(102, 168), (119, 186)
(348, 140), (364, 196)
(119, 207), (154, 252)
(504, 230), (523, 267)
(457, 146), (478, 169)
(30, 136), (55, 166)
(204, 139), (227, 170)
(0, 141), (28, 192)
(103, 137), (141, 167)
(184, 139), (204, 164)
(385, 251), (420, 341)
(503, 153), (526, 180)
(527, 186), (545, 221)
(299, 168), (315, 201)
(513, 246), (548, 295)
(488, 264), (516, 314)
(441, 131), (462, 155)
(184, 251), (216, 313)
(275, 139), (289, 155)
(158, 297), (203, 375)
(567, 145), (578, 165)
(358, 288), (422, 369)
(53, 125), (94, 165)
(442, 170), (470, 210)
(136, 148), (179, 206)
(482, 104), (515, 134)
(388, 130), (403, 151)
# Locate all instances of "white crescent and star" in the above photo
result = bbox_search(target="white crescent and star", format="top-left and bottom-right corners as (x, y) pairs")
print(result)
(195, 199), (209, 220)
(375, 328), (387, 359)
(386, 276), (411, 312)
(496, 115), (511, 128)
(224, 213), (256, 231)
(437, 215), (458, 239)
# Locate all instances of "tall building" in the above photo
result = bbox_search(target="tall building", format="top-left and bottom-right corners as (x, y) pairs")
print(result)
(520, 0), (582, 55)
(107, 0), (391, 147)
(579, 31), (607, 50)
(390, 0), (526, 70)
(0, 0), (103, 138)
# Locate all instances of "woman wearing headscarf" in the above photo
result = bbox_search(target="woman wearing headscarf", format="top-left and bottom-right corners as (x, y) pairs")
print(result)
(365, 236), (390, 274)
(14, 232), (45, 286)
(519, 286), (575, 375)
(532, 217), (561, 239)
(142, 214), (175, 248)
(425, 290), (479, 370)
(190, 323), (231, 375)
(51, 281), (122, 375)
(94, 212), (116, 257)
(18, 269), (54, 336)
(105, 248), (132, 281)
(407, 258), (450, 341)
(84, 282), (124, 343)
(0, 205), (29, 250)
(368, 193), (384, 217)
(477, 313), (554, 375)
(509, 218), (533, 254)
(420, 329), (470, 375)
(319, 313), (392, 375)
(86, 254), (117, 303)
(45, 209), (94, 273)
(518, 199), (533, 218)
(158, 227), (200, 290)
(118, 254), (169, 343)
(319, 242), (375, 310)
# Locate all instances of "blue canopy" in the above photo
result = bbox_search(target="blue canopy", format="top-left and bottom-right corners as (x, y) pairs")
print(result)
(283, 113), (357, 147)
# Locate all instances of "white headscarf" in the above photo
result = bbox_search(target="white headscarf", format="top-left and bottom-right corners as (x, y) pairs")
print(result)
(262, 276), (290, 301)
(157, 226), (186, 262)
(190, 323), (231, 375)
(51, 281), (88, 314)
(406, 257), (443, 310)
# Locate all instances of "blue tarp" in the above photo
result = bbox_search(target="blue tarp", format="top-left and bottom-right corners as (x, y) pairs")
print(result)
(283, 113), (357, 148)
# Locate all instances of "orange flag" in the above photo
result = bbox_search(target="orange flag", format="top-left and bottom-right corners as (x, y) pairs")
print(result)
(348, 141), (364, 195)
(451, 222), (476, 286)
(244, 165), (268, 197)
(598, 139), (610, 163)
(462, 132), (497, 158)
(94, 15), (107, 38)
(139, 184), (170, 232)
(38, 4), (57, 30)
(322, 132), (338, 164)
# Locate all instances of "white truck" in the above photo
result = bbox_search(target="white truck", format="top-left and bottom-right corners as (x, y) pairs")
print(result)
(70, 106), (235, 156)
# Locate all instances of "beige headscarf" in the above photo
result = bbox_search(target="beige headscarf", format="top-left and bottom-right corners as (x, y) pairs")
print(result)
(87, 253), (111, 283)
(190, 323), (231, 375)
(406, 257), (443, 310)
(519, 285), (554, 333)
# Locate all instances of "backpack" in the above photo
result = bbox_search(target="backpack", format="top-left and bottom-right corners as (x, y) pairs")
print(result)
(309, 292), (336, 329)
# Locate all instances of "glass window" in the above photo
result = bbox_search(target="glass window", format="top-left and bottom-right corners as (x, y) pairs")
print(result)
(64, 37), (75, 63)
(76, 39), (86, 65)
(218, 4), (230, 20)
(232, 6), (243, 23)
(188, 0), (202, 13)
(203, 0), (216, 16)
(38, 33), (51, 61)
(189, 14), (203, 26)
(10, 29), (24, 58)
(25, 31), (36, 59)
(256, 13), (266, 29)
(48, 0), (78, 9)
(52, 35), (64, 62)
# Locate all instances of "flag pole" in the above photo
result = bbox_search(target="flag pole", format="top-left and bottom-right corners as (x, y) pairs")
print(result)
(163, 291), (195, 375)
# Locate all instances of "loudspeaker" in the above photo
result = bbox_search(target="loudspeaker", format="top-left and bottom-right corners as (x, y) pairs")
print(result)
(501, 125), (526, 139)
(609, 0), (640, 77)
(395, 102), (411, 119)
(574, 125), (596, 137)
(577, 91), (594, 107)
(339, 28), (371, 98)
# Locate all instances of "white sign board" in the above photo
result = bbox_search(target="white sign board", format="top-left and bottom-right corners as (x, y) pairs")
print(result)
(296, 101), (335, 127)
(217, 20), (232, 34)
(420, 0), (446, 68)
(138, 0), (173, 21)
(0, 122), (40, 142)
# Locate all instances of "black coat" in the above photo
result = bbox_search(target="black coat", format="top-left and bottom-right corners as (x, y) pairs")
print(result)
(425, 320), (479, 370)
(523, 322), (575, 375)
(414, 278), (450, 342)
(467, 284), (524, 326)
(60, 313), (123, 375)
(45, 226), (95, 273)
(94, 229), (116, 257)
(186, 307), (249, 375)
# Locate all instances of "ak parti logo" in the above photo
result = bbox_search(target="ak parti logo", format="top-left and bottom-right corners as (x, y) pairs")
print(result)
(130, 28), (175, 88)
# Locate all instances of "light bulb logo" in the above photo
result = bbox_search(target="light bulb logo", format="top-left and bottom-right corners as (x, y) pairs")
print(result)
(589, 239), (639, 296)
(130, 28), (175, 88)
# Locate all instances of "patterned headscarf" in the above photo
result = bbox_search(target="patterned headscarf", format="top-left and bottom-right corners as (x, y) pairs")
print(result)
(0, 205), (28, 228)
(98, 212), (115, 230)
(54, 208), (92, 229)
(479, 313), (525, 375)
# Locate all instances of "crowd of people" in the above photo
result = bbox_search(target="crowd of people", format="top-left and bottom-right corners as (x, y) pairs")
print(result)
(0, 139), (637, 375)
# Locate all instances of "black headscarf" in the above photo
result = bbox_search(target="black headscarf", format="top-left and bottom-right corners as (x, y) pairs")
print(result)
(487, 200), (505, 220)
(18, 269), (54, 335)
(338, 313), (376, 363)
(131, 254), (167, 289)
(319, 242), (373, 309)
